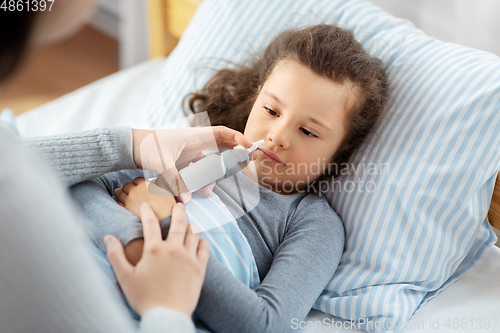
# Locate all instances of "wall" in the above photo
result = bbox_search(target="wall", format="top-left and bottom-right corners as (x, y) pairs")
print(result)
(91, 0), (149, 69)
(91, 0), (500, 67)
(371, 0), (500, 56)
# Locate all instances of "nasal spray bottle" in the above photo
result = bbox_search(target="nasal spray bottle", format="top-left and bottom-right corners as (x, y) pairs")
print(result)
(179, 139), (264, 193)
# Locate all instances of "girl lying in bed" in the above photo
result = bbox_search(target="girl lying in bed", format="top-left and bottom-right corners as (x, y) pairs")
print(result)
(70, 24), (387, 333)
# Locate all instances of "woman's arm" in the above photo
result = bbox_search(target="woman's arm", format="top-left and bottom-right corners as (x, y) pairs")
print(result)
(23, 127), (137, 186)
(0, 127), (197, 333)
(23, 126), (252, 202)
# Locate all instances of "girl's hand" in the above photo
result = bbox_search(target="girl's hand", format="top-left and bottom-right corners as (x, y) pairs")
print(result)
(104, 202), (210, 317)
(114, 177), (175, 221)
(124, 238), (144, 266)
(132, 126), (252, 203)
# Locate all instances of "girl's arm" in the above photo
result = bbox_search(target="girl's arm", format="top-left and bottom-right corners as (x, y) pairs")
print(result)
(106, 177), (179, 264)
(69, 170), (145, 252)
(118, 184), (344, 333)
(71, 174), (175, 264)
(195, 197), (345, 333)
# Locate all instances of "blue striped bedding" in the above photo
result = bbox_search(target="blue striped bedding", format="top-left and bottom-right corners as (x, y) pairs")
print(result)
(132, 0), (500, 332)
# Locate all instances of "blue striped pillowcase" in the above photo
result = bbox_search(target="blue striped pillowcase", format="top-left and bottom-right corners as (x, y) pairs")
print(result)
(133, 0), (500, 331)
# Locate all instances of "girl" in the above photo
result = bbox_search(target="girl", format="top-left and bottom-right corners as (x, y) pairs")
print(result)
(71, 24), (387, 333)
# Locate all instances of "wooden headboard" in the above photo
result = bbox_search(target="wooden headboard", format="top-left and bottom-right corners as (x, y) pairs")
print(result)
(490, 173), (500, 230)
(147, 0), (202, 58)
(146, 0), (500, 231)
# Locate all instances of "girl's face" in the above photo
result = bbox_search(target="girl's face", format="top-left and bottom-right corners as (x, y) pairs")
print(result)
(243, 59), (355, 194)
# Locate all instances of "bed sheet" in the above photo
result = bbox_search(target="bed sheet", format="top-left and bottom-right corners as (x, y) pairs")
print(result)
(16, 57), (165, 137)
(15, 58), (500, 333)
(300, 244), (500, 333)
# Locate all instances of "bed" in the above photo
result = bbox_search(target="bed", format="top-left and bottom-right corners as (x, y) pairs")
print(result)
(13, 56), (500, 333)
(14, 0), (500, 332)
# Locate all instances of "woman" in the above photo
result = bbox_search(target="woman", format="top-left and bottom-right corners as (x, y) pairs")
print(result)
(0, 7), (252, 333)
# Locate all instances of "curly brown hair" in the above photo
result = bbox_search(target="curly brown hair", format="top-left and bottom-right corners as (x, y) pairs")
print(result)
(186, 24), (388, 179)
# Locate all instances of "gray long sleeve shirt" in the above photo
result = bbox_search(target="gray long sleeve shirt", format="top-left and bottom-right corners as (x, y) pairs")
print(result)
(0, 126), (195, 333)
(69, 129), (345, 333)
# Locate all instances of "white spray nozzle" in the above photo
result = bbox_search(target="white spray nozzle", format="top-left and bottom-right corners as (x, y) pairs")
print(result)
(247, 139), (264, 153)
(234, 139), (264, 153)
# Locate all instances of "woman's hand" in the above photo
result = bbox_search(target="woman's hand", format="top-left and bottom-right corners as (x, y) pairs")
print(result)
(104, 202), (210, 317)
(132, 126), (252, 203)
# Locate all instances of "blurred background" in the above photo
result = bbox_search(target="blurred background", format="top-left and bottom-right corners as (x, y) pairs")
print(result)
(1, 0), (500, 116)
(0, 0), (171, 115)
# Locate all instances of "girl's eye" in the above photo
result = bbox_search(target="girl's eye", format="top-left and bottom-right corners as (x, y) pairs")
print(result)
(300, 127), (317, 137)
(264, 107), (278, 116)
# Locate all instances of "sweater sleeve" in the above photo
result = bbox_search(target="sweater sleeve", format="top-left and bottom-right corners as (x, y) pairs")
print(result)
(139, 308), (195, 333)
(194, 195), (345, 333)
(0, 126), (193, 333)
(70, 170), (173, 251)
(22, 127), (137, 186)
(69, 170), (145, 251)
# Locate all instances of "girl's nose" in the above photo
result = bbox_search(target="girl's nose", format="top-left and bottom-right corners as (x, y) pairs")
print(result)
(267, 122), (291, 149)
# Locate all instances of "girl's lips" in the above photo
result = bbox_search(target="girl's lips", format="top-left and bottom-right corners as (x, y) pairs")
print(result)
(258, 148), (284, 165)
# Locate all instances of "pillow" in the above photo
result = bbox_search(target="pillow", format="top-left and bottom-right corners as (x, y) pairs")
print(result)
(134, 0), (500, 331)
